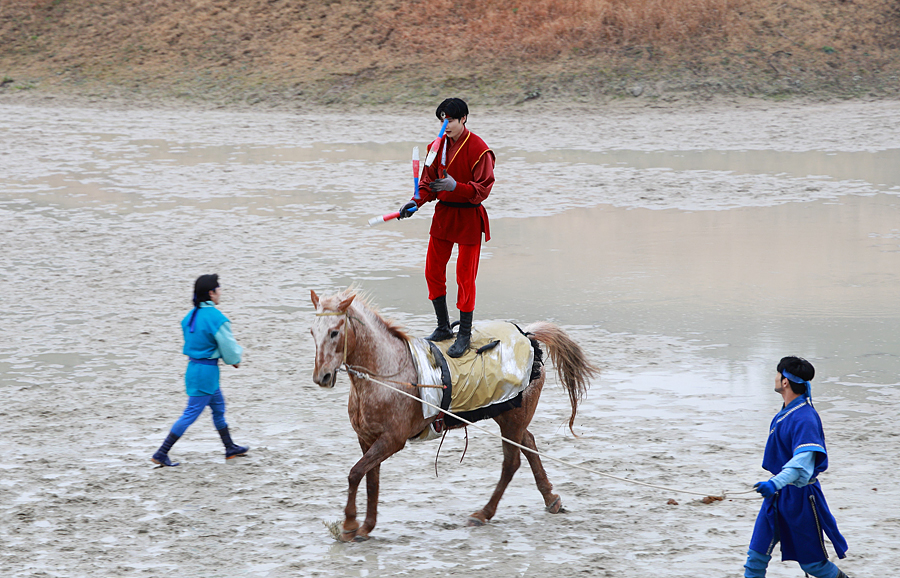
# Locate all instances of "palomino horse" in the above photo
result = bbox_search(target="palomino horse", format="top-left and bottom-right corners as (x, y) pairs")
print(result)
(310, 289), (598, 541)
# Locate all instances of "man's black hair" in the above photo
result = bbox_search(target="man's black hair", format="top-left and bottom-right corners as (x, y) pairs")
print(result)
(777, 356), (814, 395)
(436, 98), (468, 123)
(193, 274), (220, 306)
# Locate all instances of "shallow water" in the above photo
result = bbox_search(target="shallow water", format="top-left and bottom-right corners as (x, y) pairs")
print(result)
(1, 102), (898, 577)
(7, 137), (900, 391)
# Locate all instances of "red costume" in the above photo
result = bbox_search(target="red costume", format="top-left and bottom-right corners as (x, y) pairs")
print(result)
(413, 127), (495, 312)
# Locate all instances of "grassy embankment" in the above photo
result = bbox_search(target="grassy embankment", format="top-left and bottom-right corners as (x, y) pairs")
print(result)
(1, 0), (899, 105)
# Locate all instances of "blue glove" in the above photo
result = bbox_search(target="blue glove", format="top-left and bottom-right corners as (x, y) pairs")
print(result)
(398, 200), (417, 219)
(754, 481), (777, 498)
(429, 171), (457, 192)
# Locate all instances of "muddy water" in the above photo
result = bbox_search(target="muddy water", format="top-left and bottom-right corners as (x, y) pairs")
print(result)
(8, 134), (900, 390)
(354, 151), (900, 396)
(2, 102), (899, 577)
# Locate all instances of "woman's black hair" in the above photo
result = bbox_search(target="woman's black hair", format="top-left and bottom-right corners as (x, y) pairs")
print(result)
(777, 356), (815, 395)
(436, 98), (469, 122)
(188, 274), (219, 333)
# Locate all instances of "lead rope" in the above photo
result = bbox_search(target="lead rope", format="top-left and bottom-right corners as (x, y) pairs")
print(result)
(343, 365), (759, 501)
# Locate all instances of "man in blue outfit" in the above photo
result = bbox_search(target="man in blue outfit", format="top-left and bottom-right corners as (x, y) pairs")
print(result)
(743, 356), (850, 578)
(151, 274), (248, 467)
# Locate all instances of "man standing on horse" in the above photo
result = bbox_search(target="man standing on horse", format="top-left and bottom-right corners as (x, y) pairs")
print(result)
(397, 98), (495, 358)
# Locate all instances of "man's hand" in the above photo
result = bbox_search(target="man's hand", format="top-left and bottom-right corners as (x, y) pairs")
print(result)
(429, 171), (457, 192)
(398, 200), (417, 219)
(753, 481), (777, 498)
(232, 363), (240, 368)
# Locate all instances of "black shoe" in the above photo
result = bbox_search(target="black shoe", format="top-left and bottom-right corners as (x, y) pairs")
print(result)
(427, 295), (454, 341)
(151, 432), (180, 467)
(225, 444), (249, 459)
(151, 450), (179, 467)
(447, 310), (473, 358)
(218, 426), (249, 460)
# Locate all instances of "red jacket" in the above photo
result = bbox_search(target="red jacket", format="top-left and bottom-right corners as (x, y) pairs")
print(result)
(415, 128), (495, 245)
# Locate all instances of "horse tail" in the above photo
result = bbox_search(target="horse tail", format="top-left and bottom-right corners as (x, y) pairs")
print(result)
(524, 322), (599, 436)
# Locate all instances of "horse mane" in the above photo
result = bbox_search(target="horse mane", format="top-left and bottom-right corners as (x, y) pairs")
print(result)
(338, 287), (411, 342)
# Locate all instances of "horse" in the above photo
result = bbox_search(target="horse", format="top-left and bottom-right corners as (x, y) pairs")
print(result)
(309, 288), (599, 541)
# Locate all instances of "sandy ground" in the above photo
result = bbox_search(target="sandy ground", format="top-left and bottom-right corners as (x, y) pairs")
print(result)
(1, 97), (899, 577)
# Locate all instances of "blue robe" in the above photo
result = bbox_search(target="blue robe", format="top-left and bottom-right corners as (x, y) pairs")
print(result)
(180, 302), (242, 396)
(749, 396), (848, 563)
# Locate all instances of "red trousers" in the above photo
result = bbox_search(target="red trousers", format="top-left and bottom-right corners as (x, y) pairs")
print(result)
(425, 236), (480, 312)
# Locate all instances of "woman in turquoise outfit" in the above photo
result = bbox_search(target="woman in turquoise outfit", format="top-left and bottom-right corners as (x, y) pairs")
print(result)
(151, 274), (248, 467)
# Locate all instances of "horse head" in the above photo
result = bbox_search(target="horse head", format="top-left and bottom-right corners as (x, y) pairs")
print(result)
(310, 289), (356, 388)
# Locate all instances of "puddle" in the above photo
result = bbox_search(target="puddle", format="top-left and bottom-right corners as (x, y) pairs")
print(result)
(499, 148), (900, 190)
(3, 107), (900, 396)
(366, 193), (900, 391)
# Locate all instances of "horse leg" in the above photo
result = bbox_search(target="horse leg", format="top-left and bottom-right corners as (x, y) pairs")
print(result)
(521, 429), (563, 513)
(467, 417), (524, 526)
(357, 463), (380, 540)
(342, 436), (402, 541)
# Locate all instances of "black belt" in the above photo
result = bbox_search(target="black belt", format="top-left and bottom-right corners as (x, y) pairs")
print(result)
(438, 201), (482, 209)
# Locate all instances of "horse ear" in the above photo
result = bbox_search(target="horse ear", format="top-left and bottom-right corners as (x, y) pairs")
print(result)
(338, 294), (355, 312)
(310, 290), (320, 309)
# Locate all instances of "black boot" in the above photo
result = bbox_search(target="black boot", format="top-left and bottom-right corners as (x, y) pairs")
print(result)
(151, 432), (180, 467)
(447, 310), (473, 358)
(217, 426), (249, 460)
(427, 295), (454, 341)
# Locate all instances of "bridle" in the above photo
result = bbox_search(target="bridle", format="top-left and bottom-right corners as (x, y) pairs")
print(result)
(314, 309), (357, 369)
(314, 308), (439, 390)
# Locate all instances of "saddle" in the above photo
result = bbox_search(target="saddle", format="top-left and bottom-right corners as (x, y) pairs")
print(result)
(408, 321), (538, 441)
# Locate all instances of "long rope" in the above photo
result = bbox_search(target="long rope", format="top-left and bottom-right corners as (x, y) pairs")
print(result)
(318, 307), (758, 500)
(344, 366), (760, 501)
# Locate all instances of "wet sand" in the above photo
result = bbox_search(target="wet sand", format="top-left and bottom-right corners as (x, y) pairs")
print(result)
(1, 99), (899, 577)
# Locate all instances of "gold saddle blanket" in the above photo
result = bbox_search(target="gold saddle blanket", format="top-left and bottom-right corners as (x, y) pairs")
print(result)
(408, 321), (535, 441)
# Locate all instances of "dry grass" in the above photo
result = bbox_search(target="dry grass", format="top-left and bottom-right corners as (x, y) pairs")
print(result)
(1, 0), (899, 102)
(388, 0), (739, 60)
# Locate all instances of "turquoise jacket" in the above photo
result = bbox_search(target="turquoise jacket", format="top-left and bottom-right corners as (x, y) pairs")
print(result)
(180, 302), (243, 396)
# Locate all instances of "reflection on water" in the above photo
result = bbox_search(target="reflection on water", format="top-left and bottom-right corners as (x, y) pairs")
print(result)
(10, 139), (900, 216)
(3, 125), (899, 394)
(370, 193), (900, 391)
(75, 138), (900, 193)
(500, 148), (900, 191)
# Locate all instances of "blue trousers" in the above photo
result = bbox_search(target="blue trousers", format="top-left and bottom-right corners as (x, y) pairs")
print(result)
(171, 389), (228, 437)
(744, 548), (841, 578)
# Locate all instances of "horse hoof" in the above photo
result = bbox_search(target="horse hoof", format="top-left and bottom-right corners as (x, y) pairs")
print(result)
(353, 534), (370, 542)
(467, 513), (487, 527)
(545, 495), (563, 514)
(338, 521), (360, 542)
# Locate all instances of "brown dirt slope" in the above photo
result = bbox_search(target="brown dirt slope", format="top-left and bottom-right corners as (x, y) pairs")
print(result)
(1, 0), (899, 105)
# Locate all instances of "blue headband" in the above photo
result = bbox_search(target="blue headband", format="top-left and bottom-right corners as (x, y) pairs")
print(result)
(782, 370), (812, 400)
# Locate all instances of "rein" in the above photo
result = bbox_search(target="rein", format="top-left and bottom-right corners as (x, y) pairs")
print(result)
(349, 368), (760, 502)
(316, 308), (753, 500)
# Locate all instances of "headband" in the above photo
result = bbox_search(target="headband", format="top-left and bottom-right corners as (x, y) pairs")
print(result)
(782, 370), (812, 400)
